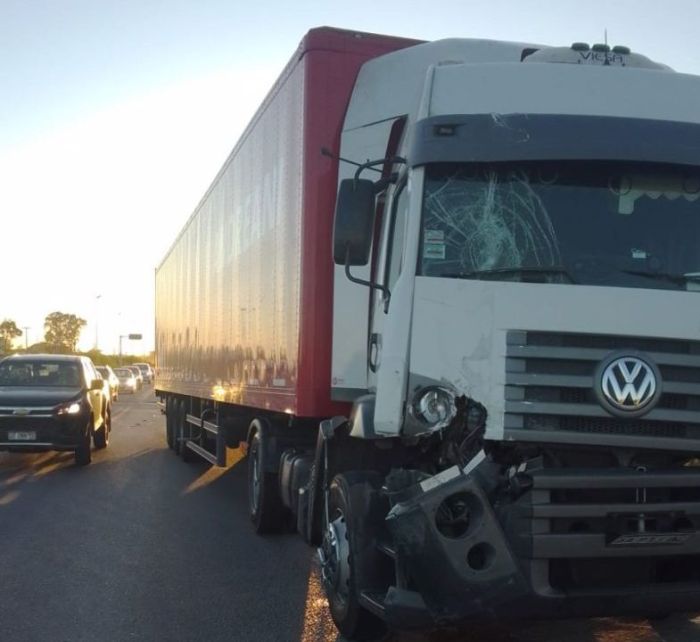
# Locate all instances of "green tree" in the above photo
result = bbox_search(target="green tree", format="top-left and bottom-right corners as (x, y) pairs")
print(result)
(44, 311), (86, 353)
(0, 319), (22, 353)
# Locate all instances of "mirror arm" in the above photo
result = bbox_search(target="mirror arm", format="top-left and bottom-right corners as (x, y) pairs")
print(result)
(354, 157), (406, 182)
(321, 147), (383, 174)
(373, 172), (399, 194)
(344, 249), (391, 309)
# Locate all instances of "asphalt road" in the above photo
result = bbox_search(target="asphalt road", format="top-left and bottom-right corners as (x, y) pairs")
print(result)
(0, 388), (699, 642)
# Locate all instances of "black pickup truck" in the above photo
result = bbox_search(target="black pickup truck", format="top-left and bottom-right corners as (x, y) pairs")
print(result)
(0, 354), (111, 465)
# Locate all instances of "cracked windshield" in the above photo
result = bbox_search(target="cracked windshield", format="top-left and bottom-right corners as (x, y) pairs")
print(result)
(421, 162), (700, 290)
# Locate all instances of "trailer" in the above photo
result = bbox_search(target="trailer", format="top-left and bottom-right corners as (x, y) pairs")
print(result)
(157, 27), (700, 640)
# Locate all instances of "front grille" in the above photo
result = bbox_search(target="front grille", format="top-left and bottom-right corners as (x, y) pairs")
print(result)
(505, 330), (700, 450)
(508, 468), (700, 591)
(525, 331), (698, 355)
(526, 415), (689, 439)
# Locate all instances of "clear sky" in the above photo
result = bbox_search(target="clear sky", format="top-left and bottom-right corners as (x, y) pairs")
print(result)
(2, 0), (699, 354)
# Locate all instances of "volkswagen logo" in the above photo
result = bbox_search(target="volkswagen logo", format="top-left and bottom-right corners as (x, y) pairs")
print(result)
(595, 353), (662, 418)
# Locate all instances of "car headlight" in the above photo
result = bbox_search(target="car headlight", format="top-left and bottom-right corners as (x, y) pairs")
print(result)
(410, 386), (456, 430)
(56, 401), (83, 415)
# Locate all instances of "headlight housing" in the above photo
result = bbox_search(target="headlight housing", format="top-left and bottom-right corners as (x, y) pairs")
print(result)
(56, 401), (83, 416)
(410, 386), (456, 430)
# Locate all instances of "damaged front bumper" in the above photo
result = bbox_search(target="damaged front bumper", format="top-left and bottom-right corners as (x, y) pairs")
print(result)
(383, 464), (700, 628)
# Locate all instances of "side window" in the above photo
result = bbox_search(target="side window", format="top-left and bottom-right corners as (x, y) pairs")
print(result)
(385, 182), (409, 292)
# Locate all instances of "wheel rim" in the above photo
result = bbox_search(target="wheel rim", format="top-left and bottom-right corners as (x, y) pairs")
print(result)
(321, 510), (350, 607)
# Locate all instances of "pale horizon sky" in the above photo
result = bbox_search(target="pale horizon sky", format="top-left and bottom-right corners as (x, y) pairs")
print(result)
(2, 0), (699, 354)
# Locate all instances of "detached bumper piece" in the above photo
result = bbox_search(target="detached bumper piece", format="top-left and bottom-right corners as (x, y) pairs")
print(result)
(384, 473), (529, 627)
(381, 466), (700, 627)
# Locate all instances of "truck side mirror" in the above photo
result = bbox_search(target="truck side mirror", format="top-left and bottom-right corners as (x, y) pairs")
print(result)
(333, 179), (376, 265)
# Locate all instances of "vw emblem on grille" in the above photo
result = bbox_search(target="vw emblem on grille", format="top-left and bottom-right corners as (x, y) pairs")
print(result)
(595, 353), (662, 418)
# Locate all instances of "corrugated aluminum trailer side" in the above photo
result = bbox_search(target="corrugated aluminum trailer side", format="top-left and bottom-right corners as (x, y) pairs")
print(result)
(156, 27), (417, 417)
(153, 28), (418, 508)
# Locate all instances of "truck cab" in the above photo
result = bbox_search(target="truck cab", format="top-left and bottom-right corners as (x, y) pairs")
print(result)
(327, 39), (700, 634)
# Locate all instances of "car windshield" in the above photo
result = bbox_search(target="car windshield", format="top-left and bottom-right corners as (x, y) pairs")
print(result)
(0, 361), (82, 387)
(114, 369), (131, 378)
(420, 161), (700, 291)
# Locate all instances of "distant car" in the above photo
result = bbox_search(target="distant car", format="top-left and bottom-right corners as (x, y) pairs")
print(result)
(133, 362), (154, 384)
(114, 367), (138, 394)
(96, 365), (119, 402)
(0, 354), (111, 466)
(124, 366), (144, 390)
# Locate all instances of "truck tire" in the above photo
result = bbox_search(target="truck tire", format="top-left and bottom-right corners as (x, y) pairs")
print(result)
(94, 406), (111, 449)
(321, 471), (387, 641)
(174, 400), (185, 455)
(247, 426), (285, 534)
(165, 397), (175, 450)
(180, 414), (195, 463)
(74, 424), (92, 466)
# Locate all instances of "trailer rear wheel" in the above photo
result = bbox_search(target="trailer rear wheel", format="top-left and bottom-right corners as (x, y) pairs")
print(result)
(174, 400), (186, 456)
(165, 397), (175, 450)
(321, 472), (387, 641)
(247, 425), (284, 533)
(180, 413), (195, 463)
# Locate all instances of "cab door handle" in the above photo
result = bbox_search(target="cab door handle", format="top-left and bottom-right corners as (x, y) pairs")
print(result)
(369, 333), (381, 373)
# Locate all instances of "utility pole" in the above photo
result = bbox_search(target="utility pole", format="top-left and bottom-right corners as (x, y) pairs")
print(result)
(22, 327), (30, 350)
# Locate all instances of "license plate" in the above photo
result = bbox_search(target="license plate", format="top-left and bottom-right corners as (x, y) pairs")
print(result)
(8, 431), (36, 441)
(608, 533), (692, 546)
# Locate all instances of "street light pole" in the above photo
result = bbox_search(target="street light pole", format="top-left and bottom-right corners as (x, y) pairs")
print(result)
(22, 327), (29, 350)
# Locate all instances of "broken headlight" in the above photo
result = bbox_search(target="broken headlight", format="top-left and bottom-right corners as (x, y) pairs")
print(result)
(410, 386), (456, 430)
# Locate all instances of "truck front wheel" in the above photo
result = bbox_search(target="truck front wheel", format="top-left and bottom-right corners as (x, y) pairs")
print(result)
(247, 426), (284, 534)
(321, 472), (387, 641)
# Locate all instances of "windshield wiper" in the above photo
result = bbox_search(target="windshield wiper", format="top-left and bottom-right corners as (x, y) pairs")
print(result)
(619, 270), (700, 286)
(438, 266), (577, 283)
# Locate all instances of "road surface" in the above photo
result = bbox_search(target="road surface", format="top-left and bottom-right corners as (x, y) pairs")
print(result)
(0, 388), (699, 641)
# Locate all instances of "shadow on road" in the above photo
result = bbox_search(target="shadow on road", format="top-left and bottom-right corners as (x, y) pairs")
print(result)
(1, 443), (700, 642)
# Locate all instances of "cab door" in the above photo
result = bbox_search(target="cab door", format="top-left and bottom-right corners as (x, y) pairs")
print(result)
(367, 177), (410, 390)
(368, 168), (427, 438)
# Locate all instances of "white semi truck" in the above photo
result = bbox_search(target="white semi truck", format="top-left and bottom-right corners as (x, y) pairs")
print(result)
(156, 27), (700, 639)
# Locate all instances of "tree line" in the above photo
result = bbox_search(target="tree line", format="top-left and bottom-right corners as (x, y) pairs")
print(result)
(0, 312), (86, 354)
